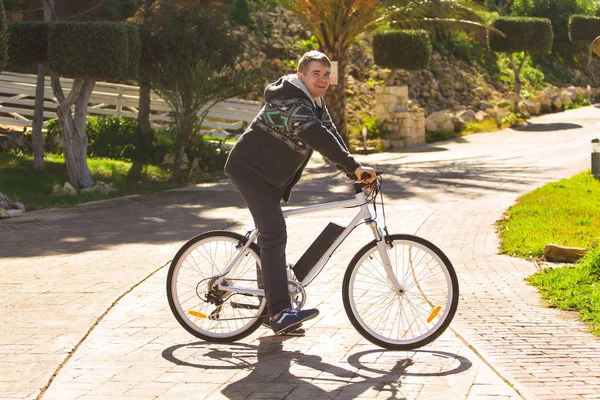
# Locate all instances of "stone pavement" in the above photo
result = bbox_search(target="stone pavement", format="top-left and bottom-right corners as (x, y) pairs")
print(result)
(2, 106), (600, 399)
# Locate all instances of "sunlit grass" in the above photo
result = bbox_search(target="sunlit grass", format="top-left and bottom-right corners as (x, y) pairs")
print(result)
(497, 171), (600, 258)
(0, 152), (179, 210)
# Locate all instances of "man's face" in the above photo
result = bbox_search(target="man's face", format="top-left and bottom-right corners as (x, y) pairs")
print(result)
(297, 61), (331, 100)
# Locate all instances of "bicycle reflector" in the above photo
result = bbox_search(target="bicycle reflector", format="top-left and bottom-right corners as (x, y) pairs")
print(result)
(427, 306), (442, 323)
(188, 310), (207, 319)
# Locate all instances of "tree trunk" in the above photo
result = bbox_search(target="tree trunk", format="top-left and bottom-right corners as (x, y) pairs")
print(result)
(52, 74), (95, 189)
(32, 63), (46, 170)
(508, 54), (520, 113)
(138, 84), (152, 156)
(174, 114), (191, 182)
(136, 0), (153, 163)
(324, 52), (347, 144)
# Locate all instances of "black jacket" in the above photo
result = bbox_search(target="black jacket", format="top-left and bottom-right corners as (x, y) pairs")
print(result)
(225, 74), (360, 202)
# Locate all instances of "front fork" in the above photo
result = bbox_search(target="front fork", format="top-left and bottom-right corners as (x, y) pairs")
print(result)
(367, 220), (404, 294)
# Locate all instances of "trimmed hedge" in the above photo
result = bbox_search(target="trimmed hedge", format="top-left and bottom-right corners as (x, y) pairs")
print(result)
(7, 21), (48, 66)
(0, 0), (7, 70)
(488, 17), (553, 54)
(569, 15), (600, 42)
(125, 23), (141, 80)
(372, 29), (431, 70)
(48, 22), (132, 81)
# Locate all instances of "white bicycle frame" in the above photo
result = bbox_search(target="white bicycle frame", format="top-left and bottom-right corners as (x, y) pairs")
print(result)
(215, 185), (404, 296)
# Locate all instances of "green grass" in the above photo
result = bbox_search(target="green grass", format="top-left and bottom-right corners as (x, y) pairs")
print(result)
(0, 152), (180, 210)
(498, 171), (600, 337)
(528, 245), (600, 336)
(497, 171), (600, 258)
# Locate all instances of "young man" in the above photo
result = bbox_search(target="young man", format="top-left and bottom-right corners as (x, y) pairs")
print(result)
(224, 50), (376, 334)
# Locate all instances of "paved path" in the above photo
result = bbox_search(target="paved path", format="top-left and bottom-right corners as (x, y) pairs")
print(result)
(2, 106), (600, 399)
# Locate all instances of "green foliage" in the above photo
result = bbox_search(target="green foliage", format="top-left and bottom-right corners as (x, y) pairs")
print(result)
(488, 16), (553, 54)
(46, 117), (142, 161)
(501, 112), (529, 126)
(511, 0), (598, 45)
(372, 29), (431, 70)
(125, 23), (141, 80)
(0, 151), (177, 211)
(48, 21), (135, 81)
(528, 244), (600, 337)
(569, 14), (600, 42)
(0, 0), (7, 70)
(349, 115), (390, 142)
(498, 171), (600, 258)
(6, 21), (48, 67)
(494, 51), (546, 95)
(436, 31), (499, 74)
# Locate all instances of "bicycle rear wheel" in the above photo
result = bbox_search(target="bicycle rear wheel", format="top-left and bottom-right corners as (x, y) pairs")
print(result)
(342, 234), (459, 350)
(166, 230), (265, 342)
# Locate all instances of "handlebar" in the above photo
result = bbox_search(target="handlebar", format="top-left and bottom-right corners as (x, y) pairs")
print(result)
(354, 171), (383, 194)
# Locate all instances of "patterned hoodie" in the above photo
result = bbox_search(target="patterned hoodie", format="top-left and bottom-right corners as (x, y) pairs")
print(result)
(225, 74), (361, 202)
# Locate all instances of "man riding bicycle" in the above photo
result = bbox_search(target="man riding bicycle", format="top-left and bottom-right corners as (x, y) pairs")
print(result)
(225, 50), (376, 335)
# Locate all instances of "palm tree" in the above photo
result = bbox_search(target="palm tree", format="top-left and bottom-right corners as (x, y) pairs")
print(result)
(285, 0), (491, 143)
(285, 0), (381, 143)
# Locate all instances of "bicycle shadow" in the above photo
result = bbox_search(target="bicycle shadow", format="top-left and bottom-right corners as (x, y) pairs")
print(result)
(162, 337), (472, 399)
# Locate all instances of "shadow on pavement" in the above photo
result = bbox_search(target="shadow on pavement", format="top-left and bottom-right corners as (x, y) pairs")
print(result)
(162, 339), (472, 399)
(298, 157), (544, 204)
(0, 189), (245, 258)
(512, 122), (582, 132)
(0, 149), (544, 258)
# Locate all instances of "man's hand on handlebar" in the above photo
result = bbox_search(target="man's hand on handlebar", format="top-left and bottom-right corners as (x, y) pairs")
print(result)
(354, 166), (377, 184)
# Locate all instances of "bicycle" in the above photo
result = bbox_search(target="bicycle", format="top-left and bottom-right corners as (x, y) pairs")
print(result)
(166, 173), (459, 350)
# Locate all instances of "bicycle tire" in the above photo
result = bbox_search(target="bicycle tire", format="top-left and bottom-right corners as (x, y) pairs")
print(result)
(342, 234), (459, 350)
(166, 230), (266, 342)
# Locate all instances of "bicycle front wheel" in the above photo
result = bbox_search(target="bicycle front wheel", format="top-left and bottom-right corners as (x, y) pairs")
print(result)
(342, 234), (459, 350)
(167, 230), (266, 342)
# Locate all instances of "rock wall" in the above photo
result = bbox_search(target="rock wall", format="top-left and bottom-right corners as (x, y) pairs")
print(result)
(374, 86), (425, 148)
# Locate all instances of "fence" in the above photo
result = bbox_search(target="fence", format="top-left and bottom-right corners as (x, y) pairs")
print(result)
(0, 71), (260, 139)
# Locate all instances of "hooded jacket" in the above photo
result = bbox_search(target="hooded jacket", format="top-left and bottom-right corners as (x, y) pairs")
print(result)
(225, 74), (361, 202)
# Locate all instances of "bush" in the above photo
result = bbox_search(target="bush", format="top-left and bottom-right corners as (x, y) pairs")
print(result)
(7, 21), (48, 66)
(189, 134), (230, 178)
(372, 29), (431, 70)
(488, 16), (553, 54)
(0, 0), (7, 70)
(125, 23), (141, 80)
(46, 116), (142, 161)
(569, 15), (600, 42)
(511, 0), (598, 46)
(48, 21), (133, 81)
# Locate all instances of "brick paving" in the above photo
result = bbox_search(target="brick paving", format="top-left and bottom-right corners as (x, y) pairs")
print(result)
(2, 106), (600, 399)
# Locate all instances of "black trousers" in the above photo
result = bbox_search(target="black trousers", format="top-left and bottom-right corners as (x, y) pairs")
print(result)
(228, 174), (291, 319)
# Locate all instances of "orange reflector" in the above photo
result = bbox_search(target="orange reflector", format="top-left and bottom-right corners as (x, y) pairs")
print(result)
(427, 306), (442, 323)
(188, 310), (207, 319)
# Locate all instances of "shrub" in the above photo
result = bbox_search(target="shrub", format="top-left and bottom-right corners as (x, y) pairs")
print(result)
(7, 21), (48, 66)
(511, 0), (598, 46)
(125, 23), (141, 80)
(569, 15), (600, 42)
(372, 29), (431, 70)
(45, 116), (141, 161)
(189, 134), (230, 177)
(488, 16), (553, 54)
(48, 22), (132, 80)
(0, 0), (7, 70)
(86, 117), (140, 160)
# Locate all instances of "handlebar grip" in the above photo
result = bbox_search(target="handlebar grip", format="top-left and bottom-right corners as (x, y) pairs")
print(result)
(361, 172), (372, 180)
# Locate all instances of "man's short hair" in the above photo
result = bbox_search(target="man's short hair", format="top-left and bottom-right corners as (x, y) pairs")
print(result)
(297, 51), (331, 73)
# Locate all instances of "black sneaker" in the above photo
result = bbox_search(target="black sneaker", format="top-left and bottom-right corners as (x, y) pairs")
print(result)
(270, 308), (319, 335)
